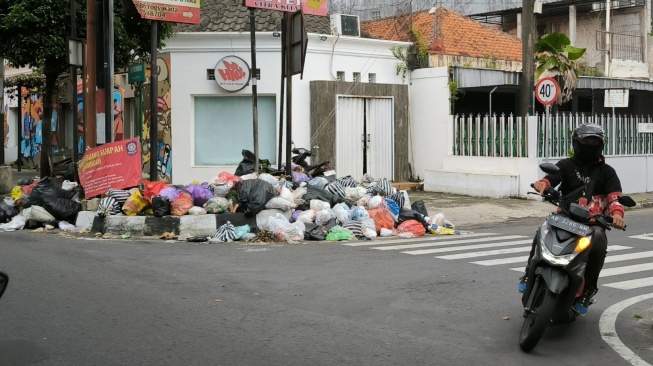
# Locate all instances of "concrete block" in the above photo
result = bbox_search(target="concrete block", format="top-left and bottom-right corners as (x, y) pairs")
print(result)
(105, 216), (146, 236)
(0, 166), (11, 194)
(75, 211), (96, 231)
(179, 215), (217, 237)
(144, 216), (180, 236)
(424, 170), (519, 198)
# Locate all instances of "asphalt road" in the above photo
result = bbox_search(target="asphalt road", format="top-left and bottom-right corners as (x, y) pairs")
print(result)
(1, 209), (653, 366)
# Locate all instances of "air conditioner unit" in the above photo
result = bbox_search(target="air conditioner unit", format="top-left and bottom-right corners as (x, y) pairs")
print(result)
(330, 14), (361, 37)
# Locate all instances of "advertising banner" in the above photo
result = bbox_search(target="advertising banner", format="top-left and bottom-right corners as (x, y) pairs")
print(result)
(244, 0), (328, 16)
(78, 138), (142, 199)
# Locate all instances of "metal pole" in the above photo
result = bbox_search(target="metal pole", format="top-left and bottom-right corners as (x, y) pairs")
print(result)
(16, 85), (22, 172)
(149, 21), (158, 181)
(521, 0), (535, 119)
(249, 8), (260, 173)
(489, 86), (498, 121)
(104, 0), (113, 144)
(545, 105), (550, 163)
(86, 0), (97, 149)
(0, 57), (4, 165)
(278, 15), (286, 170)
(71, 0), (79, 165)
(284, 14), (293, 177)
(605, 0), (611, 76)
(82, 39), (87, 155)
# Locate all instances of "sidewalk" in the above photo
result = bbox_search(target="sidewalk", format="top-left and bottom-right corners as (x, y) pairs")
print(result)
(3, 168), (652, 234)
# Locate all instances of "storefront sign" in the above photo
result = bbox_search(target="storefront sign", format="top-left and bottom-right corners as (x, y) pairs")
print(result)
(244, 0), (328, 16)
(78, 138), (143, 198)
(214, 56), (251, 92)
(132, 0), (201, 24)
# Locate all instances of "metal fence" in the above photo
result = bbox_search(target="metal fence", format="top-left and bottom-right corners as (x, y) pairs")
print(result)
(596, 30), (644, 62)
(454, 113), (653, 158)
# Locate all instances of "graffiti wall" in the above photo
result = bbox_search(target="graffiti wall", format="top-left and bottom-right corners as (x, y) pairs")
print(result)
(76, 77), (125, 154)
(142, 54), (172, 183)
(18, 87), (62, 165)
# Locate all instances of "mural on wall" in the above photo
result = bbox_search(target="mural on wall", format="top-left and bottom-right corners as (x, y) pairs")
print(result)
(3, 104), (8, 149)
(75, 77), (125, 155)
(19, 87), (57, 166)
(142, 54), (172, 183)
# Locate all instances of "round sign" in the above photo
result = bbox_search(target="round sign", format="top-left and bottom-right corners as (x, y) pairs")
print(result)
(535, 77), (559, 106)
(214, 56), (251, 92)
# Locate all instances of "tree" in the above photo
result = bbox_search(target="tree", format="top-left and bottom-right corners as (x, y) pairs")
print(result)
(0, 0), (173, 177)
(534, 32), (586, 105)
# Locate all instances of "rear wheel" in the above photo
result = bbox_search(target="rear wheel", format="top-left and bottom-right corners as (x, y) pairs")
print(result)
(519, 278), (557, 352)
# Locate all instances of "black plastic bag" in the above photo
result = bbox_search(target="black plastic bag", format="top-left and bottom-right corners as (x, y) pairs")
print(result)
(302, 185), (345, 206)
(25, 177), (76, 208)
(152, 196), (171, 217)
(304, 223), (326, 241)
(234, 150), (256, 176)
(17, 177), (35, 186)
(0, 202), (19, 223)
(237, 179), (278, 216)
(62, 164), (78, 182)
(41, 197), (81, 221)
(411, 200), (429, 217)
(397, 209), (429, 230)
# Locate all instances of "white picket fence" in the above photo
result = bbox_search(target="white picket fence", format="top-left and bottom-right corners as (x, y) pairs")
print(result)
(453, 113), (653, 158)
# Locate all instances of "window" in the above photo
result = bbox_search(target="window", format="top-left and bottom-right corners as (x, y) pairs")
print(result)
(368, 73), (377, 83)
(371, 11), (381, 20)
(353, 72), (361, 82)
(336, 71), (345, 81)
(207, 69), (215, 80)
(194, 96), (277, 165)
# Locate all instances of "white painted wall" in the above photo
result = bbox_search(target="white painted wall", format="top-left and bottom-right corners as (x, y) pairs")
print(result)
(163, 32), (409, 184)
(408, 67), (451, 180)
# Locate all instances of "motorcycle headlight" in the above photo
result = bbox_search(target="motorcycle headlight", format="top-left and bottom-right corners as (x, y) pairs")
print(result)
(573, 236), (592, 254)
(539, 222), (578, 266)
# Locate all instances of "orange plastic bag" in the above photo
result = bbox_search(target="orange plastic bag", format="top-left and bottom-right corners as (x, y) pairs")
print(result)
(143, 179), (166, 203)
(22, 180), (38, 196)
(171, 191), (194, 216)
(397, 219), (426, 237)
(368, 208), (395, 233)
(122, 190), (150, 216)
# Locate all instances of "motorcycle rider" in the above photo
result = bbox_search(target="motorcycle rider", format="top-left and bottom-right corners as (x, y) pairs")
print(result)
(518, 123), (626, 315)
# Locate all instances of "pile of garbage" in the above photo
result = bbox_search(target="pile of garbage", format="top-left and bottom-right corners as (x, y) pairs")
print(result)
(1, 171), (459, 242)
(1, 177), (84, 233)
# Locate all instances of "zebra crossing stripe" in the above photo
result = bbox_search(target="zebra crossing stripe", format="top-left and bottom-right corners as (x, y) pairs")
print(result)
(472, 256), (529, 266)
(341, 233), (496, 247)
(604, 277), (653, 290)
(373, 235), (527, 251)
(605, 251), (653, 263)
(506, 245), (635, 272)
(402, 239), (532, 255)
(629, 234), (653, 241)
(601, 263), (653, 277)
(436, 247), (532, 260)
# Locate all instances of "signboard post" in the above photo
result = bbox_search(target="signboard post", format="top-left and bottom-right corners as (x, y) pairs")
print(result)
(605, 89), (629, 154)
(78, 138), (143, 198)
(535, 77), (559, 162)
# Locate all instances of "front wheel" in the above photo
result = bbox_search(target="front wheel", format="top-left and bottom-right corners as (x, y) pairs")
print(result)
(519, 279), (557, 352)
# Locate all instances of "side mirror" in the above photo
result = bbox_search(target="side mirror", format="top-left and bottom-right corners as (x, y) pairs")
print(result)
(0, 268), (8, 300)
(539, 163), (560, 175)
(618, 195), (637, 208)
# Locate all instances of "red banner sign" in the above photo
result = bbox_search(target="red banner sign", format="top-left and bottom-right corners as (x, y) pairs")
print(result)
(78, 138), (143, 199)
(244, 0), (328, 16)
(132, 0), (201, 24)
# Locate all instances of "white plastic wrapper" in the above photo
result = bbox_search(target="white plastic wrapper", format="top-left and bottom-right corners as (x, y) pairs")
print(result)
(264, 213), (290, 232)
(367, 195), (385, 209)
(296, 210), (316, 224)
(292, 186), (307, 200)
(360, 218), (376, 231)
(1, 215), (26, 231)
(279, 186), (294, 202)
(332, 203), (351, 222)
(189, 206), (208, 215)
(380, 228), (395, 237)
(310, 199), (331, 211)
(258, 173), (279, 187)
(61, 180), (79, 191)
(362, 228), (377, 238)
(315, 209), (332, 226)
(345, 187), (368, 200)
(265, 197), (296, 211)
(351, 206), (370, 221)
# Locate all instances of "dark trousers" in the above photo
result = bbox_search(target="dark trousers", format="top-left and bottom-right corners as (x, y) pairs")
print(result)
(525, 226), (608, 292)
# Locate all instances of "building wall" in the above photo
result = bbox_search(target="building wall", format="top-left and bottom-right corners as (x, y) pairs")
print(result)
(163, 32), (409, 185)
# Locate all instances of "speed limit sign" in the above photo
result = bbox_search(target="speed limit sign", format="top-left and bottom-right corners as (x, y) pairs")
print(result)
(535, 77), (559, 106)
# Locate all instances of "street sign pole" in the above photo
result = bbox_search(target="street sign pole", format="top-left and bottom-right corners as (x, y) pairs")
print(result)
(535, 77), (559, 164)
(545, 105), (550, 163)
(149, 20), (158, 181)
(249, 8), (260, 173)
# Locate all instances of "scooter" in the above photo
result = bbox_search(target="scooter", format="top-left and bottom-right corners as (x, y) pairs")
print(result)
(518, 163), (636, 352)
(0, 267), (8, 300)
(291, 147), (334, 179)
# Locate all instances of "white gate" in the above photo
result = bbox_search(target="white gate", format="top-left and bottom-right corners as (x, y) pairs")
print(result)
(336, 96), (394, 180)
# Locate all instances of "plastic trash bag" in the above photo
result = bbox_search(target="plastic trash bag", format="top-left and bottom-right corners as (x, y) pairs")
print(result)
(213, 221), (237, 242)
(171, 191), (194, 216)
(11, 186), (23, 200)
(367, 195), (385, 209)
(411, 200), (428, 217)
(25, 177), (75, 208)
(264, 213), (290, 233)
(279, 186), (294, 202)
(277, 221), (305, 242)
(213, 172), (242, 186)
(326, 226), (353, 241)
(345, 187), (368, 201)
(315, 209), (332, 226)
(210, 183), (233, 197)
(18, 177), (35, 186)
(292, 171), (310, 184)
(152, 196), (171, 217)
(237, 179), (278, 216)
(189, 184), (213, 207)
(258, 173), (279, 187)
(23, 205), (56, 223)
(123, 190), (150, 216)
(0, 202), (19, 223)
(58, 221), (77, 232)
(360, 218), (376, 232)
(379, 228), (396, 237)
(397, 219), (426, 238)
(143, 179), (166, 203)
(159, 187), (180, 202)
(97, 197), (121, 217)
(2, 214), (26, 231)
(204, 197), (230, 214)
(368, 208), (395, 233)
(61, 180), (79, 191)
(304, 223), (326, 241)
(265, 197), (295, 211)
(362, 228), (377, 238)
(308, 177), (329, 189)
(296, 210), (316, 224)
(107, 189), (131, 207)
(398, 209), (430, 231)
(385, 198), (400, 218)
(332, 203), (352, 222)
(310, 199), (331, 211)
(189, 206), (207, 215)
(41, 197), (81, 221)
(430, 224), (460, 235)
(235, 225), (251, 239)
(351, 206), (370, 221)
(235, 150), (257, 176)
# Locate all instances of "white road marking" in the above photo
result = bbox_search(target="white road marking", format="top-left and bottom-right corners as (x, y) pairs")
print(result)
(472, 256), (529, 266)
(606, 251), (653, 263)
(600, 293), (653, 366)
(372, 235), (527, 251)
(341, 233), (496, 247)
(604, 277), (653, 290)
(601, 263), (653, 277)
(402, 239), (532, 255)
(436, 247), (532, 260)
(629, 234), (653, 241)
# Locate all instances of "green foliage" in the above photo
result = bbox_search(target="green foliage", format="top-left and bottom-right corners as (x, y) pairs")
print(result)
(576, 62), (603, 77)
(483, 53), (499, 69)
(534, 32), (587, 105)
(390, 46), (409, 82)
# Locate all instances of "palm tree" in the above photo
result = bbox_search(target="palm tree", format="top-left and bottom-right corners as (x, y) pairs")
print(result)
(534, 32), (586, 105)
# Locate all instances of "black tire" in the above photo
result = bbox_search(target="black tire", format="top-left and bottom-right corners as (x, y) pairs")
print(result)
(519, 280), (557, 352)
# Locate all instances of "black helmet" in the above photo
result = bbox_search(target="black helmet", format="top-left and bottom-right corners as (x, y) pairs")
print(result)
(572, 123), (605, 146)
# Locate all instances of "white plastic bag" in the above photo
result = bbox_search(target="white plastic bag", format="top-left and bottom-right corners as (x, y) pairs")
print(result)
(380, 228), (395, 237)
(345, 187), (367, 200)
(61, 180), (79, 191)
(279, 186), (294, 202)
(258, 173), (279, 187)
(332, 203), (352, 222)
(310, 199), (331, 211)
(292, 187), (307, 200)
(265, 197), (295, 211)
(367, 195), (385, 209)
(362, 228), (377, 238)
(296, 210), (316, 224)
(1, 215), (26, 231)
(360, 218), (376, 231)
(23, 206), (56, 223)
(265, 213), (290, 232)
(315, 209), (332, 226)
(351, 206), (370, 221)
(210, 183), (233, 197)
(189, 206), (208, 215)
(278, 221), (306, 242)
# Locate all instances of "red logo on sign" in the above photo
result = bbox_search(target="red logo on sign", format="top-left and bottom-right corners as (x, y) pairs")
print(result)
(218, 61), (246, 81)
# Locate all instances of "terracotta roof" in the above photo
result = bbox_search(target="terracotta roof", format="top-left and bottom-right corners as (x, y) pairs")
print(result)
(176, 0), (331, 34)
(361, 7), (522, 62)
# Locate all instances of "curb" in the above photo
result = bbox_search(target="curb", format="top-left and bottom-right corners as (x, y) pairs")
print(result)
(76, 211), (257, 237)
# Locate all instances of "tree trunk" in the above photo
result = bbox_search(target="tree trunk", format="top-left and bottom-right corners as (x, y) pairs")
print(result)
(39, 74), (57, 178)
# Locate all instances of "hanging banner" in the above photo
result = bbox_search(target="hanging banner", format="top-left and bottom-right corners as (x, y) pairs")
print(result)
(78, 138), (143, 198)
(244, 0), (328, 16)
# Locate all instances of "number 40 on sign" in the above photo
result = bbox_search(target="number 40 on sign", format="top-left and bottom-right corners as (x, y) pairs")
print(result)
(535, 77), (559, 106)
